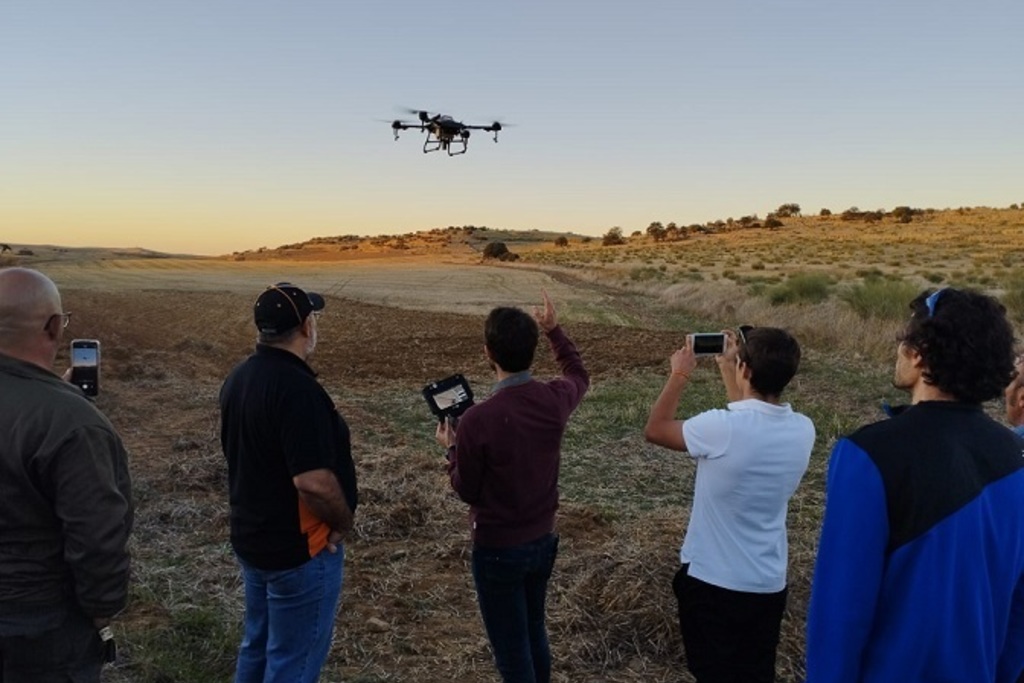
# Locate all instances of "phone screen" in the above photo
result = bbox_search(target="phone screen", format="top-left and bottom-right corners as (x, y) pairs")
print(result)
(430, 385), (469, 411)
(71, 340), (100, 397)
(72, 345), (98, 367)
(691, 333), (726, 356)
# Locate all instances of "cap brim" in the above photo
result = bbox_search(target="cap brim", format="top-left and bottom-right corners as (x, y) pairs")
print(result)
(307, 292), (325, 311)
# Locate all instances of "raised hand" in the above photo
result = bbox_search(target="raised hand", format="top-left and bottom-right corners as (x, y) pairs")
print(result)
(532, 290), (558, 333)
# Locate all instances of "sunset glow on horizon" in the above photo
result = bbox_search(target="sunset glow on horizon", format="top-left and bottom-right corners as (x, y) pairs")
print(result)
(3, 1), (1022, 256)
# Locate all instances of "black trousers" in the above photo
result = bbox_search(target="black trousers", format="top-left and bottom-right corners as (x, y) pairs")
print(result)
(673, 564), (787, 683)
(0, 607), (102, 683)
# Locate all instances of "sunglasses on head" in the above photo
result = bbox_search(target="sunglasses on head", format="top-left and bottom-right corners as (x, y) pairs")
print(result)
(924, 288), (947, 318)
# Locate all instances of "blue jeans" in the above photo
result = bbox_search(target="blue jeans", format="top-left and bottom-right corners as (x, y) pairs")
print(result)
(472, 533), (559, 683)
(234, 547), (344, 683)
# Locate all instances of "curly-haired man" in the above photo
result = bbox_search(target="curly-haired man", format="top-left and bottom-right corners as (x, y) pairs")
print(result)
(806, 288), (1024, 682)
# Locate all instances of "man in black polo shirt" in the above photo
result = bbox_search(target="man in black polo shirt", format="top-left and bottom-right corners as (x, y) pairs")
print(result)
(220, 282), (357, 683)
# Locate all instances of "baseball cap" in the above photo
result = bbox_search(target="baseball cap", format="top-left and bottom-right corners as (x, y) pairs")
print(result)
(253, 282), (325, 334)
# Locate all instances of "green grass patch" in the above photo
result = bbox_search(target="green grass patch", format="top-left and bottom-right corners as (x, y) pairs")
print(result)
(1002, 271), (1024, 324)
(766, 272), (833, 305)
(840, 276), (919, 320)
(113, 605), (238, 683)
(560, 370), (727, 517)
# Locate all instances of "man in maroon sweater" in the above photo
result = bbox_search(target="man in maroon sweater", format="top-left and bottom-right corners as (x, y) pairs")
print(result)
(435, 291), (589, 683)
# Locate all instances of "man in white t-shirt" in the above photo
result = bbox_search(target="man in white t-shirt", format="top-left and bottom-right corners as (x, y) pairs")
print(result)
(644, 327), (815, 683)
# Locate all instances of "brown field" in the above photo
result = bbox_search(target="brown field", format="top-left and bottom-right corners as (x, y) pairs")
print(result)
(6, 206), (1022, 683)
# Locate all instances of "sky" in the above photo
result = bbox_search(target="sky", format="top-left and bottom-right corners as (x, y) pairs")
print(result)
(2, 1), (1023, 255)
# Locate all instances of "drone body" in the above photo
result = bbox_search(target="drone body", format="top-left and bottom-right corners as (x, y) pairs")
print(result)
(390, 110), (503, 156)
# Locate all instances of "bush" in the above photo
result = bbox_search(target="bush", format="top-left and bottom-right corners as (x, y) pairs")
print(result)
(841, 276), (919, 320)
(629, 267), (665, 282)
(602, 227), (626, 247)
(766, 272), (833, 305)
(480, 241), (519, 261)
(483, 241), (507, 260)
(554, 235), (569, 247)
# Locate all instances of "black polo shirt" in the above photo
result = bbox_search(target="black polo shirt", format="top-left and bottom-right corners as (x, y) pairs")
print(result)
(220, 345), (358, 570)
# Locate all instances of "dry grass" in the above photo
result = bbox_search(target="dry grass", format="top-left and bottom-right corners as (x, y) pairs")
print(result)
(17, 208), (1020, 682)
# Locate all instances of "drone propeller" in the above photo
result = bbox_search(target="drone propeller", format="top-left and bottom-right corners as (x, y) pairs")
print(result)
(399, 107), (435, 123)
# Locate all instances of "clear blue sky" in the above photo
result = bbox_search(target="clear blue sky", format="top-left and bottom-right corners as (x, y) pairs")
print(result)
(2, 1), (1022, 255)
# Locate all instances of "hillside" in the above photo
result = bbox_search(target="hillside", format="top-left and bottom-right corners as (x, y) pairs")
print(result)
(218, 206), (1024, 294)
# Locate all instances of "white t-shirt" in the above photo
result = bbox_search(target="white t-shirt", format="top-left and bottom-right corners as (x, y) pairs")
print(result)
(680, 398), (815, 593)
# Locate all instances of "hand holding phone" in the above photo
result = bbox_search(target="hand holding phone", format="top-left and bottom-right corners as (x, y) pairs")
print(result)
(70, 339), (100, 397)
(688, 333), (727, 357)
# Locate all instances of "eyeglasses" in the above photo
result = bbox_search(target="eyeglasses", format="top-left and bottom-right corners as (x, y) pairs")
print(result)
(43, 312), (72, 330)
(924, 288), (946, 317)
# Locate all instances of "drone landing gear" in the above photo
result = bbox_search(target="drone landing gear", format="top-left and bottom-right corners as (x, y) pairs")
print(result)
(423, 132), (468, 156)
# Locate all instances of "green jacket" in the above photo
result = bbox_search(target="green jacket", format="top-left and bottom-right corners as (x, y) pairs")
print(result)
(0, 352), (133, 624)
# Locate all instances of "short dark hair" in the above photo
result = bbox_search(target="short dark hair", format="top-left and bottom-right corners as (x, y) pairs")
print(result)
(901, 288), (1016, 403)
(258, 327), (302, 346)
(484, 307), (539, 373)
(739, 327), (801, 397)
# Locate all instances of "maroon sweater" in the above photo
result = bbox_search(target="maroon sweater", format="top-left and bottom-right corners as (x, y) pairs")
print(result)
(447, 326), (589, 547)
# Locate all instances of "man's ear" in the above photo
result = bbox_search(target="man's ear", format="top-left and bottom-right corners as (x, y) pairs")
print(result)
(900, 342), (925, 369)
(42, 315), (61, 343)
(738, 359), (753, 382)
(1014, 384), (1024, 410)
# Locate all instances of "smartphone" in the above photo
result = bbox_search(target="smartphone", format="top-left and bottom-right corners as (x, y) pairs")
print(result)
(689, 333), (726, 357)
(70, 339), (100, 397)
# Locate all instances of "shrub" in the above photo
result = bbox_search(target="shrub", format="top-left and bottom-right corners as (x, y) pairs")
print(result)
(602, 227), (626, 247)
(856, 267), (884, 279)
(629, 267), (664, 282)
(554, 235), (569, 247)
(764, 217), (784, 229)
(819, 208), (832, 216)
(482, 242), (512, 259)
(766, 272), (833, 305)
(891, 206), (921, 222)
(646, 222), (667, 241)
(841, 276), (919, 320)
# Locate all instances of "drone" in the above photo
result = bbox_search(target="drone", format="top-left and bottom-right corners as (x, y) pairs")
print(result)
(390, 109), (504, 156)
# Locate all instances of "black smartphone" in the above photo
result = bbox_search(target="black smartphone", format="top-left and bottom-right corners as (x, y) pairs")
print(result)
(689, 333), (726, 357)
(70, 339), (100, 397)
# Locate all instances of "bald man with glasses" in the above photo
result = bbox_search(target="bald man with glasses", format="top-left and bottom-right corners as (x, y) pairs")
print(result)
(0, 267), (133, 682)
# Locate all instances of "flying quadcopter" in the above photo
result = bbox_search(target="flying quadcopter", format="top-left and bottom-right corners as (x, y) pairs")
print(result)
(389, 109), (505, 156)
